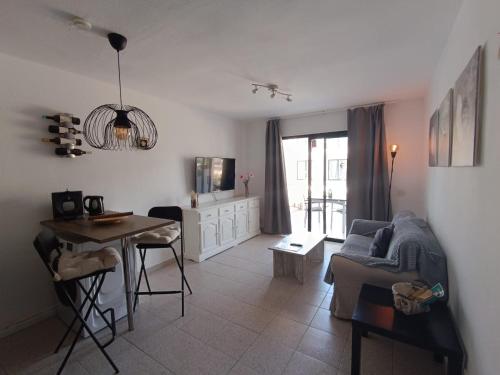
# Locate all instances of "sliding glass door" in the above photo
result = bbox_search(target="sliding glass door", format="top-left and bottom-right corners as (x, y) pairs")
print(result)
(324, 136), (348, 239)
(283, 132), (348, 241)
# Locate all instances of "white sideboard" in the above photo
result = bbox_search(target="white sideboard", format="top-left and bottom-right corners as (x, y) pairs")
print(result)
(183, 196), (261, 262)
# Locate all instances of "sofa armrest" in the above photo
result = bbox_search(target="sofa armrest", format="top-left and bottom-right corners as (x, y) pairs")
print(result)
(349, 219), (391, 236)
(329, 255), (418, 319)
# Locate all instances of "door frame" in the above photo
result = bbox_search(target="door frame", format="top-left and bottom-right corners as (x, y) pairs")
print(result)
(283, 130), (348, 242)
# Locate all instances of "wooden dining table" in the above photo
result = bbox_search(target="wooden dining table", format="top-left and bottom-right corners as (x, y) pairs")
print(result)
(40, 214), (175, 331)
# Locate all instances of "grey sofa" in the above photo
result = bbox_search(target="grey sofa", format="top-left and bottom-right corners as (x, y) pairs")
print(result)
(324, 210), (448, 319)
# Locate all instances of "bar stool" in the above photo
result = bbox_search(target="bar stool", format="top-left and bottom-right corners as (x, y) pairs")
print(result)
(131, 206), (192, 316)
(33, 230), (120, 375)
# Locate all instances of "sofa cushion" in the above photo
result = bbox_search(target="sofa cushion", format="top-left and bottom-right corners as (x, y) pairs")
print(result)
(368, 224), (394, 257)
(387, 217), (435, 261)
(341, 234), (373, 256)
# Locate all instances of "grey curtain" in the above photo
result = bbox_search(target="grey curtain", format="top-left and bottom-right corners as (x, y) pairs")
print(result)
(263, 119), (292, 234)
(346, 104), (390, 229)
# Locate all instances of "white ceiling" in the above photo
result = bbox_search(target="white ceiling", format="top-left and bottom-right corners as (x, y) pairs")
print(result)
(0, 0), (462, 120)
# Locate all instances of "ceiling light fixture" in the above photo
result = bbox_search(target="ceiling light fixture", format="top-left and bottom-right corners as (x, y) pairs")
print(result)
(71, 17), (92, 31)
(251, 83), (292, 102)
(83, 33), (158, 150)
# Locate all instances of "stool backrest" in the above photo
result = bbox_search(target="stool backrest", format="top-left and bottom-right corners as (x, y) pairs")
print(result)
(33, 230), (62, 277)
(148, 206), (183, 222)
(33, 230), (77, 305)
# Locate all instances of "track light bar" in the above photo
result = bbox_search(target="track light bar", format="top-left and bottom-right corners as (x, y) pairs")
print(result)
(251, 83), (292, 102)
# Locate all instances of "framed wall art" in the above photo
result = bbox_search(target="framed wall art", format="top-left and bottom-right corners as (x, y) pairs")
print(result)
(429, 110), (439, 167)
(452, 46), (482, 166)
(437, 89), (453, 166)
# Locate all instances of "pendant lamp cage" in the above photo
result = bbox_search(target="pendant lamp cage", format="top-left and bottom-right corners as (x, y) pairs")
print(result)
(83, 33), (158, 150)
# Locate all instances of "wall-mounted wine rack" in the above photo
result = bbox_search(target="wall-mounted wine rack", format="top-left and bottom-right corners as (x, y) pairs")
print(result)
(42, 113), (91, 158)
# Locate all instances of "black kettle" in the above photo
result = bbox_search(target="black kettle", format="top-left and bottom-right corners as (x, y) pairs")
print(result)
(83, 195), (105, 216)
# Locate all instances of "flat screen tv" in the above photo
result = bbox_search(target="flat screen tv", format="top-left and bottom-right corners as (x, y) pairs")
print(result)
(195, 157), (235, 193)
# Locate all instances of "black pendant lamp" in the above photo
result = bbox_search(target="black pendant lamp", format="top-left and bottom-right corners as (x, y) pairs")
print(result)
(83, 33), (158, 150)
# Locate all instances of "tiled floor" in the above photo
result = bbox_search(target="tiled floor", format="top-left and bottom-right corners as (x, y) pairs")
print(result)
(0, 235), (445, 375)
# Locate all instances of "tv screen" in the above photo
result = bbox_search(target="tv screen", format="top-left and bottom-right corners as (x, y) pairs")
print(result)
(195, 157), (235, 193)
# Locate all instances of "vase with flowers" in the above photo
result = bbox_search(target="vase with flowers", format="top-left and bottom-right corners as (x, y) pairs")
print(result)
(240, 172), (254, 197)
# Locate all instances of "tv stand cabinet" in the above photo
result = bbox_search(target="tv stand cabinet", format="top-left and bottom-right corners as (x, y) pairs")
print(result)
(183, 196), (260, 262)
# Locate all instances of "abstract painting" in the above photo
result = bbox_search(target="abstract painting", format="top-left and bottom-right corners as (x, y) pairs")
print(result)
(437, 89), (453, 166)
(452, 46), (481, 166)
(429, 110), (439, 167)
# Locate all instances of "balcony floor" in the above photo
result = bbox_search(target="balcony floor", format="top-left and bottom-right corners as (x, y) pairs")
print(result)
(289, 206), (346, 240)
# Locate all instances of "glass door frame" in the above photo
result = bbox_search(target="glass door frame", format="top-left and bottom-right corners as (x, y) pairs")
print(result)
(283, 131), (348, 242)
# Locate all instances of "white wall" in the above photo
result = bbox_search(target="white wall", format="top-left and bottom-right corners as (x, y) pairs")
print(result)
(243, 99), (427, 224)
(425, 0), (500, 373)
(385, 99), (427, 217)
(280, 111), (347, 138)
(0, 52), (245, 336)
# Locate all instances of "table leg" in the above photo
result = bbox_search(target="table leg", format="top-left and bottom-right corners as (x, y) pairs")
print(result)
(121, 237), (135, 331)
(433, 353), (444, 363)
(447, 354), (463, 375)
(294, 255), (304, 284)
(308, 240), (325, 262)
(273, 252), (304, 284)
(351, 325), (362, 375)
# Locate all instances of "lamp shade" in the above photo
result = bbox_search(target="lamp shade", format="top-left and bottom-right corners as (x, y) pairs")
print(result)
(390, 144), (399, 158)
(84, 104), (157, 150)
(83, 33), (158, 151)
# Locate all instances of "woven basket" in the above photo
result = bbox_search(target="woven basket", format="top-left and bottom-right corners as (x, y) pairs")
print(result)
(392, 282), (430, 315)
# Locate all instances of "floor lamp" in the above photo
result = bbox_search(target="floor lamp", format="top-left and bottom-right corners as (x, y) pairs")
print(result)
(387, 144), (398, 221)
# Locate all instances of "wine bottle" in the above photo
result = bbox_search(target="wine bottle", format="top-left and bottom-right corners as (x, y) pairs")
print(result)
(42, 137), (82, 146)
(71, 149), (91, 156)
(55, 148), (91, 156)
(54, 148), (75, 158)
(44, 114), (80, 125)
(57, 132), (77, 140)
(48, 125), (82, 135)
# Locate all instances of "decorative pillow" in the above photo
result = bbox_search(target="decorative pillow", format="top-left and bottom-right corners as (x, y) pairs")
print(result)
(368, 224), (394, 258)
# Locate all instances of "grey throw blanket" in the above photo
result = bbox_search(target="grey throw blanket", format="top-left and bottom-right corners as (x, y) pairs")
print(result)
(324, 217), (448, 298)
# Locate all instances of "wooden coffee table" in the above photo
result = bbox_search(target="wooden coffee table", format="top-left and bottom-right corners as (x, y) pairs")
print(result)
(269, 232), (326, 283)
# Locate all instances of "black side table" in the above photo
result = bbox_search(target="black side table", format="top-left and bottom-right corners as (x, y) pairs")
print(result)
(351, 284), (464, 375)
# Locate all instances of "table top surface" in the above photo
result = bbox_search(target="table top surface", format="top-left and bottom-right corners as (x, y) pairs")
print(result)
(352, 284), (463, 355)
(41, 214), (175, 244)
(268, 231), (326, 255)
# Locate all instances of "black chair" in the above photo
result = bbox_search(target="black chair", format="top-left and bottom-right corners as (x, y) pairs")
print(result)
(133, 206), (192, 316)
(303, 197), (323, 226)
(33, 230), (119, 375)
